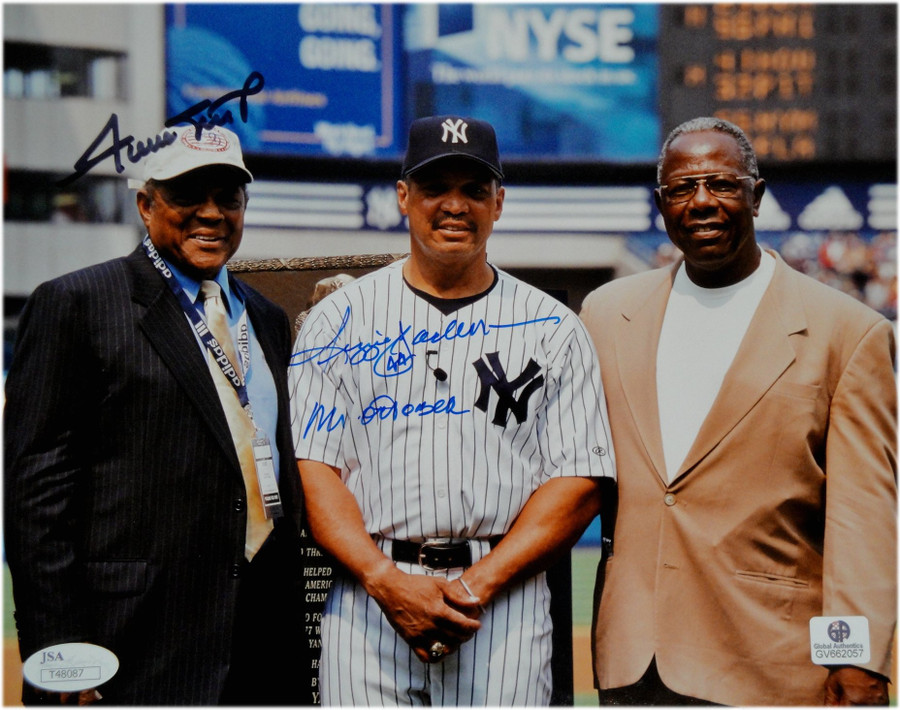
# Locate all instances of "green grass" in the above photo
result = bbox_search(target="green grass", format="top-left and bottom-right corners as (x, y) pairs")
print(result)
(4, 564), (14, 640)
(571, 546), (601, 628)
(571, 547), (601, 705)
(575, 690), (597, 705)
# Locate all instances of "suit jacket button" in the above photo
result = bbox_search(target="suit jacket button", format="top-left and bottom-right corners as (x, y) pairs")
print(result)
(230, 563), (243, 578)
(664, 493), (676, 506)
(234, 498), (245, 512)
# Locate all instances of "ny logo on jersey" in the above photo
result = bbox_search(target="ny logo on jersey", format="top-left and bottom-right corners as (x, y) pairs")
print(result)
(441, 118), (468, 144)
(473, 352), (544, 427)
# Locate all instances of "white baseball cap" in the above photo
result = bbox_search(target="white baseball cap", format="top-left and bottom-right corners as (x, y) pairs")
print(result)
(127, 124), (252, 188)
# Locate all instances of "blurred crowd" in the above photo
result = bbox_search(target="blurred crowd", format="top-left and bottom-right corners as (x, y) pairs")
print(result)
(652, 231), (897, 321)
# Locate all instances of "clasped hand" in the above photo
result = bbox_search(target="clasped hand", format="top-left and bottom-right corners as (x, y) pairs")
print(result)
(364, 562), (483, 663)
(824, 667), (889, 706)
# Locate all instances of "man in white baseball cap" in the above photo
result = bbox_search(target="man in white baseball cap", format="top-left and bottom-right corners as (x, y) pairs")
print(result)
(134, 124), (253, 281)
(5, 122), (309, 704)
(129, 124), (253, 188)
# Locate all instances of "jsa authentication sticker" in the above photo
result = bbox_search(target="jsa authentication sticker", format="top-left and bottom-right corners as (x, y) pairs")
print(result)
(809, 616), (871, 665)
(23, 643), (119, 693)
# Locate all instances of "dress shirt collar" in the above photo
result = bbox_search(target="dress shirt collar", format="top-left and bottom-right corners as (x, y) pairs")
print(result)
(162, 258), (239, 316)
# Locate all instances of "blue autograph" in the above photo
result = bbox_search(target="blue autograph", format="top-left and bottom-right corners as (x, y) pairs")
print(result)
(57, 71), (264, 187)
(303, 402), (346, 439)
(360, 395), (469, 425)
(290, 306), (561, 378)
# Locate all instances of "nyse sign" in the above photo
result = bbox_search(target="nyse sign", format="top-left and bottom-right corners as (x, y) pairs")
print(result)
(405, 3), (659, 162)
(483, 7), (637, 63)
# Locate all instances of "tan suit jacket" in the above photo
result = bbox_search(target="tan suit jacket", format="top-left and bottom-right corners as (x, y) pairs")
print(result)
(580, 252), (896, 706)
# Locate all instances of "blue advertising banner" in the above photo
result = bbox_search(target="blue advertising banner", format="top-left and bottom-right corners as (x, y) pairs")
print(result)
(165, 3), (403, 158)
(165, 3), (659, 163)
(403, 3), (659, 162)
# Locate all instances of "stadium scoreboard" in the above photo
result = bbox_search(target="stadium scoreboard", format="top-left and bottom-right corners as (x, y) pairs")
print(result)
(658, 4), (897, 164)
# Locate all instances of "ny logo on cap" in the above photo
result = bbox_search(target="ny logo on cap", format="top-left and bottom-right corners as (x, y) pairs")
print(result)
(441, 118), (468, 144)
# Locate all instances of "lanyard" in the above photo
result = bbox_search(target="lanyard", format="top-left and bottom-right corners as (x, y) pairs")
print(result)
(142, 235), (254, 418)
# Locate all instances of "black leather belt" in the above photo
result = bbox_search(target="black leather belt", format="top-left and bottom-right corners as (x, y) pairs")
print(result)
(390, 537), (502, 570)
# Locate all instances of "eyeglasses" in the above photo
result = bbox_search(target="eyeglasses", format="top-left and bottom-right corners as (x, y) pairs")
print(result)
(658, 173), (755, 205)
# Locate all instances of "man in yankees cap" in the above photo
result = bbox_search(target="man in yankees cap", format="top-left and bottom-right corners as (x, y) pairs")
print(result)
(5, 124), (307, 704)
(290, 115), (617, 705)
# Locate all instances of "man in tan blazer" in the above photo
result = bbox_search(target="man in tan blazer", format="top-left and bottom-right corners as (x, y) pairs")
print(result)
(580, 117), (896, 706)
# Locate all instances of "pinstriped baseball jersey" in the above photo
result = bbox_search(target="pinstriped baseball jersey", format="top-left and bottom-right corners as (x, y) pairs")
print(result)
(289, 259), (616, 539)
(289, 258), (615, 704)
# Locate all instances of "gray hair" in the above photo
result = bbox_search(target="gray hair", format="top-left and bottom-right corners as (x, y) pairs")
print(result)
(657, 117), (759, 183)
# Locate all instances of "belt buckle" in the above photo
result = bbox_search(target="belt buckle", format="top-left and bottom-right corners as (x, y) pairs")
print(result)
(417, 539), (464, 571)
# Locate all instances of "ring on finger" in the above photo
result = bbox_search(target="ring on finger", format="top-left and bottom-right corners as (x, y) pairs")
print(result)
(429, 641), (448, 660)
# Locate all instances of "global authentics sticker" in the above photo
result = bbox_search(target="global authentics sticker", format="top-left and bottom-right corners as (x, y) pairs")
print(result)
(809, 616), (871, 665)
(23, 643), (119, 693)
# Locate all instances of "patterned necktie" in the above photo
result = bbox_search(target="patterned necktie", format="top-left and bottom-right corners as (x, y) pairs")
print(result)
(199, 280), (273, 560)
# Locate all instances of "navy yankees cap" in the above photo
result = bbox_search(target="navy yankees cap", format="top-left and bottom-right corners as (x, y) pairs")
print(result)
(401, 115), (504, 181)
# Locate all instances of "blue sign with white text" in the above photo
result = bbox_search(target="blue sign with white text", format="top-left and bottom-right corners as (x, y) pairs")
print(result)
(164, 3), (659, 162)
(402, 3), (659, 162)
(165, 3), (403, 158)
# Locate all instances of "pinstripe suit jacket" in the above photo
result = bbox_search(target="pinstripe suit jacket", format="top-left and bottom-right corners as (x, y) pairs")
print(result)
(4, 246), (305, 704)
(580, 252), (896, 706)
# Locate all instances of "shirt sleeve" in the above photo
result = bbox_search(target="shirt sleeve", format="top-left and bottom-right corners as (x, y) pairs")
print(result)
(538, 314), (617, 482)
(4, 279), (93, 656)
(288, 303), (350, 469)
(822, 317), (897, 679)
